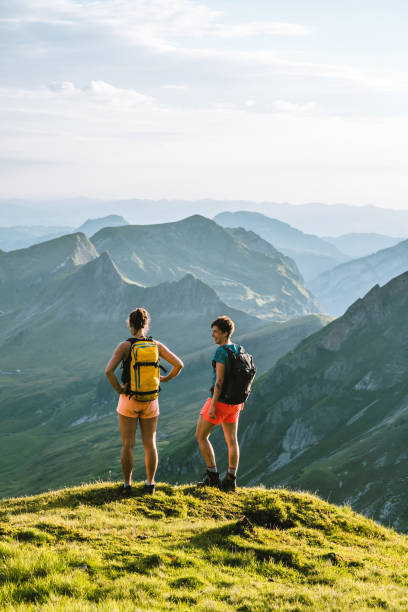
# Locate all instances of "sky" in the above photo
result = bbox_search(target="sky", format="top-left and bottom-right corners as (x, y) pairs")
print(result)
(1, 0), (408, 208)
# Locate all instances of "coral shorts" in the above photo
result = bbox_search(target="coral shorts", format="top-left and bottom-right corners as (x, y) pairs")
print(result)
(117, 394), (159, 419)
(200, 397), (243, 425)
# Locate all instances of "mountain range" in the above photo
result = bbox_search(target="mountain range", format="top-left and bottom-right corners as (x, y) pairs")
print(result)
(3, 208), (408, 532)
(90, 215), (320, 319)
(0, 215), (128, 251)
(2, 198), (408, 236)
(310, 238), (408, 316)
(214, 211), (350, 280)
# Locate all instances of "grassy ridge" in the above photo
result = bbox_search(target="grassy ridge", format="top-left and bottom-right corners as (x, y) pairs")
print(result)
(1, 483), (407, 610)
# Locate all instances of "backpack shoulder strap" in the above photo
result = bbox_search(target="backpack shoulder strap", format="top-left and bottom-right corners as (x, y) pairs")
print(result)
(222, 344), (242, 355)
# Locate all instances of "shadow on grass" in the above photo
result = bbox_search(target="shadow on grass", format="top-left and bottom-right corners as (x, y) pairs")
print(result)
(1, 485), (125, 515)
(188, 516), (312, 574)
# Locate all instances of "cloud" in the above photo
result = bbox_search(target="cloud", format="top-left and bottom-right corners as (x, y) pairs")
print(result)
(210, 21), (311, 38)
(161, 84), (190, 92)
(2, 0), (407, 97)
(273, 100), (317, 115)
(1, 82), (408, 204)
(47, 80), (155, 105)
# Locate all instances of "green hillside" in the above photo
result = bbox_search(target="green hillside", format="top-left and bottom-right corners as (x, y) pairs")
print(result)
(91, 215), (320, 320)
(1, 482), (406, 611)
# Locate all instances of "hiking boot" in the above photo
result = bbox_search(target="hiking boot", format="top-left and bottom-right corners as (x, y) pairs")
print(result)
(141, 483), (155, 495)
(118, 484), (133, 496)
(221, 473), (236, 492)
(196, 469), (221, 488)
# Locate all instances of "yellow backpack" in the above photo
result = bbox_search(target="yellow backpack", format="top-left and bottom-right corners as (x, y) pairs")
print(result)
(121, 337), (164, 402)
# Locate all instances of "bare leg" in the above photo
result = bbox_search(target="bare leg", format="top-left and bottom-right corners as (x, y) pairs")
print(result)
(118, 414), (138, 485)
(195, 415), (217, 468)
(222, 419), (240, 471)
(139, 417), (159, 483)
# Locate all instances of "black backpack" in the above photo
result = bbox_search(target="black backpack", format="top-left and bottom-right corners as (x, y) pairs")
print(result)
(211, 345), (256, 405)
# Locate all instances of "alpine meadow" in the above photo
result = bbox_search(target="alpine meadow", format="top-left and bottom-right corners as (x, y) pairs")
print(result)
(2, 0), (408, 609)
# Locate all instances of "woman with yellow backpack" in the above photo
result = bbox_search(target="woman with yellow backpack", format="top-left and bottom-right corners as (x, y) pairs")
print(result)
(105, 308), (184, 495)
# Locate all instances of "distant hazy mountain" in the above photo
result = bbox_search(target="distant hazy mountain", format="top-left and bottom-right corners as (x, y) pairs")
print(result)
(323, 233), (405, 258)
(163, 270), (408, 529)
(251, 202), (408, 237)
(215, 211), (343, 256)
(0, 215), (129, 251)
(215, 211), (349, 280)
(91, 215), (320, 320)
(0, 225), (74, 251)
(2, 198), (408, 237)
(310, 238), (408, 316)
(77, 215), (128, 237)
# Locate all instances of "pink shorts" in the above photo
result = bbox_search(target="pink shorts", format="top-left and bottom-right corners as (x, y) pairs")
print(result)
(200, 397), (243, 425)
(117, 394), (159, 419)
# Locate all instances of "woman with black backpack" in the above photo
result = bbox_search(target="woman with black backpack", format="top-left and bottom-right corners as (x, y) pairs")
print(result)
(105, 308), (183, 495)
(195, 315), (256, 492)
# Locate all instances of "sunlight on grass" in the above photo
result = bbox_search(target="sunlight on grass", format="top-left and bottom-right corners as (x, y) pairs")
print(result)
(1, 482), (407, 610)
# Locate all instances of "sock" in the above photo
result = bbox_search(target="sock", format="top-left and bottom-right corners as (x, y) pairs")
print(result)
(146, 480), (153, 486)
(207, 466), (217, 473)
(124, 482), (131, 488)
(228, 467), (237, 477)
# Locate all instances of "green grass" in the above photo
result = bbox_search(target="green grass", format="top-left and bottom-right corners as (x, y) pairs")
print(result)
(1, 483), (408, 610)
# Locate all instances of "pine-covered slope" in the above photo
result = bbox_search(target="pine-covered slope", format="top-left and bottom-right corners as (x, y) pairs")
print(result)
(163, 271), (408, 530)
(310, 238), (408, 315)
(91, 215), (320, 320)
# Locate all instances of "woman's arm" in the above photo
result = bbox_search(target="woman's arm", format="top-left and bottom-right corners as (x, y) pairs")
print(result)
(156, 341), (184, 382)
(209, 362), (225, 418)
(105, 341), (130, 394)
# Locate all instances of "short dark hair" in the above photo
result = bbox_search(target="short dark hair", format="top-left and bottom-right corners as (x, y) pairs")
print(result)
(128, 308), (150, 331)
(211, 315), (235, 337)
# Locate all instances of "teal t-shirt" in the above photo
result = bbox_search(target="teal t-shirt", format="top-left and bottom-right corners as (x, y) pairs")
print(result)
(210, 343), (240, 397)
